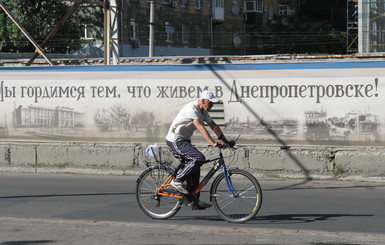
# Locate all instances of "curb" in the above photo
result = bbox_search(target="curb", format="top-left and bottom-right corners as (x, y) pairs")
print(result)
(1, 166), (385, 183)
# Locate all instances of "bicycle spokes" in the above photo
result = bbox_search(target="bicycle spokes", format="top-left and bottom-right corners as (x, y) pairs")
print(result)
(211, 169), (263, 223)
(136, 166), (183, 219)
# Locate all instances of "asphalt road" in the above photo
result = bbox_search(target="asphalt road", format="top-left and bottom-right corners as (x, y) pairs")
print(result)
(0, 173), (385, 244)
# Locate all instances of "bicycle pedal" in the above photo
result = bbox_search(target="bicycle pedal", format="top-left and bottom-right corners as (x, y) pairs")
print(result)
(182, 199), (192, 206)
(191, 201), (212, 210)
(186, 201), (196, 207)
(182, 196), (196, 206)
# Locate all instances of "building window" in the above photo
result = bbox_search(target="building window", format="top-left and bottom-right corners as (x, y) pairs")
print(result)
(245, 0), (263, 13)
(216, 0), (224, 8)
(81, 23), (94, 40)
(196, 25), (203, 46)
(278, 4), (295, 16)
(181, 0), (188, 8)
(245, 33), (251, 47)
(220, 25), (226, 47)
(195, 0), (201, 9)
(130, 19), (139, 40)
(182, 23), (189, 44)
(370, 1), (378, 9)
(165, 22), (174, 43)
(267, 4), (273, 20)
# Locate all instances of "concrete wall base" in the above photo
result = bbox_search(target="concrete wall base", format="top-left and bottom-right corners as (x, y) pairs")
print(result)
(1, 142), (384, 181)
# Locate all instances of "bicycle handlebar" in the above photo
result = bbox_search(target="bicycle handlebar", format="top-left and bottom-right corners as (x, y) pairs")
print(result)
(216, 136), (239, 149)
(216, 142), (235, 149)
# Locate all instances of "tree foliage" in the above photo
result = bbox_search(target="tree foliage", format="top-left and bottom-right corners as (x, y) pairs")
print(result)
(278, 16), (345, 54)
(251, 15), (346, 55)
(300, 0), (346, 31)
(0, 0), (103, 53)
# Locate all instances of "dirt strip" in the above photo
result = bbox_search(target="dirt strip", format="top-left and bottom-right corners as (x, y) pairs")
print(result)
(0, 217), (384, 245)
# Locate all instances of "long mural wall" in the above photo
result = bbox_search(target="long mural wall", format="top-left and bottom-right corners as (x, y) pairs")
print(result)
(0, 61), (384, 146)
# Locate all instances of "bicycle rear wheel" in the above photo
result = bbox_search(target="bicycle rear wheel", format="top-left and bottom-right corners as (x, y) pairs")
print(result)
(211, 168), (262, 223)
(136, 165), (182, 219)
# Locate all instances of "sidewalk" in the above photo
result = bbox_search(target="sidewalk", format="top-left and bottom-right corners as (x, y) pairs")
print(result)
(1, 217), (384, 245)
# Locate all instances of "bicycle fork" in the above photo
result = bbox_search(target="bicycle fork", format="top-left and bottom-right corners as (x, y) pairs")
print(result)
(222, 166), (239, 197)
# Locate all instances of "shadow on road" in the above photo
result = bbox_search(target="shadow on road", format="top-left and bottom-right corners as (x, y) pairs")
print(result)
(0, 192), (134, 199)
(1, 240), (55, 245)
(265, 183), (385, 191)
(173, 213), (373, 225)
(253, 213), (374, 224)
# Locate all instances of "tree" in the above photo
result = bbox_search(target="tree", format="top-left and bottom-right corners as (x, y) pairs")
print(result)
(300, 0), (346, 31)
(252, 15), (346, 55)
(73, 4), (104, 56)
(0, 0), (103, 54)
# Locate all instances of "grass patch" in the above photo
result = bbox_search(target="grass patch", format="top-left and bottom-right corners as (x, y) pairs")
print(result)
(333, 164), (345, 176)
(54, 162), (71, 168)
(4, 148), (11, 164)
(27, 162), (70, 168)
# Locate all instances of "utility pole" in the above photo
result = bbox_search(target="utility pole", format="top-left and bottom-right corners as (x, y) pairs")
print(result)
(110, 0), (120, 64)
(149, 0), (155, 57)
(104, 0), (111, 64)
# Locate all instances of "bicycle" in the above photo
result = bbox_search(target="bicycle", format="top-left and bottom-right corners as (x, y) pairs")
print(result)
(135, 139), (263, 223)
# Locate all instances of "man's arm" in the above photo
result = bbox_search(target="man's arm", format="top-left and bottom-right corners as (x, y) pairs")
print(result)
(208, 120), (229, 144)
(193, 119), (217, 146)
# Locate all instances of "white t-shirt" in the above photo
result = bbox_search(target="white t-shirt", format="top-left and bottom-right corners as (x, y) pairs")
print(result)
(166, 100), (213, 142)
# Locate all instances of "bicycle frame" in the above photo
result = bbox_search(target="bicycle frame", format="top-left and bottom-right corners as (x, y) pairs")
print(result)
(156, 148), (232, 201)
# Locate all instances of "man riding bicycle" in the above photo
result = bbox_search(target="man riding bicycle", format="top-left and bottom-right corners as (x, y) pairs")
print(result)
(165, 90), (230, 210)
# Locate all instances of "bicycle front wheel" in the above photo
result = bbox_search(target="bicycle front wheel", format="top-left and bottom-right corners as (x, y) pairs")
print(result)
(136, 165), (182, 219)
(211, 169), (262, 223)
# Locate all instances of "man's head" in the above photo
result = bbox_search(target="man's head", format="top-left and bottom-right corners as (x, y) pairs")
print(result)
(199, 90), (219, 103)
(198, 90), (219, 111)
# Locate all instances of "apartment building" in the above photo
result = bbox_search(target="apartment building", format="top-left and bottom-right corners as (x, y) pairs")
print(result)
(120, 0), (240, 56)
(117, 0), (298, 57)
(75, 0), (299, 57)
(244, 0), (297, 26)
